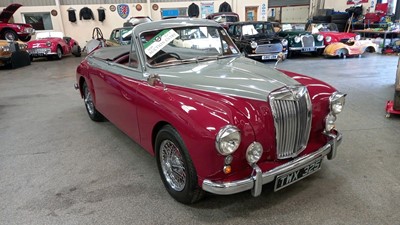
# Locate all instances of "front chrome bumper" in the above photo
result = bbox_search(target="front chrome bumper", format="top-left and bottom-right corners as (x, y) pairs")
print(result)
(290, 46), (325, 51)
(202, 131), (342, 196)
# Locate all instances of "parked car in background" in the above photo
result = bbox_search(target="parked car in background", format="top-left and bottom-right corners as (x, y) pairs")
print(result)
(278, 23), (325, 58)
(227, 21), (288, 61)
(0, 3), (35, 41)
(323, 38), (378, 58)
(206, 12), (239, 30)
(106, 27), (133, 47)
(0, 40), (30, 68)
(75, 18), (345, 204)
(306, 23), (358, 46)
(27, 31), (81, 60)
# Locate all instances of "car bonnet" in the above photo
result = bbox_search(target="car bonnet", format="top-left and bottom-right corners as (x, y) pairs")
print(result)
(0, 3), (22, 23)
(150, 57), (300, 101)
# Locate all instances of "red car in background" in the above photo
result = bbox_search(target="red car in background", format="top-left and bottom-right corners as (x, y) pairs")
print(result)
(307, 23), (358, 46)
(27, 31), (81, 60)
(0, 3), (35, 41)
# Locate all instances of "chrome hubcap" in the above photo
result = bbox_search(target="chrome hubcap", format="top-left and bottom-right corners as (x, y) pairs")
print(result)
(5, 33), (15, 41)
(84, 86), (94, 115)
(160, 140), (186, 191)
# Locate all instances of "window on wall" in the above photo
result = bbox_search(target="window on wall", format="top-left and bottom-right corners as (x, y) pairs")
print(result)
(23, 13), (53, 31)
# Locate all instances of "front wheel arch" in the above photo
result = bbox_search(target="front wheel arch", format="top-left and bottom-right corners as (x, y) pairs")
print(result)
(155, 124), (205, 204)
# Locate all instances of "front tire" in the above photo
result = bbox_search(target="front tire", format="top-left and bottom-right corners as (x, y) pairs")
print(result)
(82, 81), (104, 122)
(19, 36), (32, 42)
(55, 46), (62, 60)
(3, 30), (18, 41)
(155, 125), (204, 204)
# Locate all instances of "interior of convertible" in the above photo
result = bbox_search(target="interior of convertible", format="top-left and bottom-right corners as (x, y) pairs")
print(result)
(91, 25), (239, 68)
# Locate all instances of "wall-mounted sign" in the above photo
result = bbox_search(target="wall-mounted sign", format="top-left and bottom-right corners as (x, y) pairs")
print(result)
(51, 9), (58, 16)
(152, 4), (159, 11)
(117, 4), (130, 19)
(109, 5), (116, 12)
(201, 2), (214, 18)
(136, 4), (142, 11)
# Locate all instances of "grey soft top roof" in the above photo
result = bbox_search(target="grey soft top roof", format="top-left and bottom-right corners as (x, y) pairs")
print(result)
(132, 18), (221, 34)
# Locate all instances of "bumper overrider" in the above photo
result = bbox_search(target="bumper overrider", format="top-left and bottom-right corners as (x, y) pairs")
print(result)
(202, 130), (342, 196)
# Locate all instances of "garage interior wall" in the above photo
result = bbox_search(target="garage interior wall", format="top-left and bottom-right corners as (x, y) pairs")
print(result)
(0, 0), (268, 46)
(0, 0), (395, 45)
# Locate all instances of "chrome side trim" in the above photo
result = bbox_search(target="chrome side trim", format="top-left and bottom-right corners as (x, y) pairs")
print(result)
(202, 131), (342, 196)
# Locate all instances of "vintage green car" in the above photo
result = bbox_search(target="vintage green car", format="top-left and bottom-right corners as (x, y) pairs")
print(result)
(278, 24), (325, 58)
(0, 40), (30, 68)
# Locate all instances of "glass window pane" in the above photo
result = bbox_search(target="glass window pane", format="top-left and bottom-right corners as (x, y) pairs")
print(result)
(23, 13), (53, 30)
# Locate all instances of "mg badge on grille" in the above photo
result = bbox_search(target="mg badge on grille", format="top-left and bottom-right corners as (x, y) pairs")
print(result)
(289, 86), (307, 100)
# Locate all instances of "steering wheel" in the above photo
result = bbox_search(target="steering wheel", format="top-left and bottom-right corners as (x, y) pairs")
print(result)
(152, 52), (181, 64)
(92, 27), (104, 40)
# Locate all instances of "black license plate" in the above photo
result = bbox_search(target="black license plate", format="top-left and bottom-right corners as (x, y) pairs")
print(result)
(301, 47), (315, 52)
(274, 157), (322, 191)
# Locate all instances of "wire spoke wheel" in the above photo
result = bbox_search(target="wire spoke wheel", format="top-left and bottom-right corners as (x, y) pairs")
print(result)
(160, 140), (186, 191)
(83, 83), (94, 115)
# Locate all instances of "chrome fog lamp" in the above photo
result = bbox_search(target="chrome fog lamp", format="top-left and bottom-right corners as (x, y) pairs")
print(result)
(250, 41), (258, 49)
(355, 34), (361, 41)
(215, 125), (241, 155)
(294, 36), (301, 43)
(317, 34), (324, 42)
(329, 92), (346, 115)
(325, 113), (337, 132)
(325, 36), (332, 43)
(46, 41), (51, 47)
(246, 142), (263, 164)
(281, 39), (288, 46)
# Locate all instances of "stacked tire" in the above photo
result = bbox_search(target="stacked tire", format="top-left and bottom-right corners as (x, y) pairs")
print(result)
(312, 13), (349, 32)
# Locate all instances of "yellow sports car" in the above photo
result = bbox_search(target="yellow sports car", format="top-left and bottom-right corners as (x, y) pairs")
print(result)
(0, 40), (31, 68)
(323, 38), (378, 58)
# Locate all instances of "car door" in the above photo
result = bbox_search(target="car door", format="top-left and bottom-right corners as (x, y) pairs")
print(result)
(89, 45), (142, 142)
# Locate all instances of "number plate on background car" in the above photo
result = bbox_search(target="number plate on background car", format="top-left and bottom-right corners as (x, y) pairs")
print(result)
(274, 157), (322, 191)
(262, 55), (277, 60)
(301, 47), (315, 52)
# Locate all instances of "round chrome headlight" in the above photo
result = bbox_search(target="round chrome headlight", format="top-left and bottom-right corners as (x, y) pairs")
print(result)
(317, 34), (324, 42)
(46, 41), (51, 47)
(294, 36), (301, 43)
(355, 34), (361, 41)
(325, 36), (332, 43)
(250, 41), (258, 49)
(281, 39), (288, 46)
(215, 125), (241, 156)
(329, 92), (346, 115)
(325, 113), (337, 132)
(246, 142), (263, 164)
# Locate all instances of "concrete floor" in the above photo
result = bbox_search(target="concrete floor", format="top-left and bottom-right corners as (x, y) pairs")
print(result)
(0, 54), (399, 225)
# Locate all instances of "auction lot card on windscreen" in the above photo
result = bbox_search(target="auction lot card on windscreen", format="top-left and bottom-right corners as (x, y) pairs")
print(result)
(144, 29), (179, 58)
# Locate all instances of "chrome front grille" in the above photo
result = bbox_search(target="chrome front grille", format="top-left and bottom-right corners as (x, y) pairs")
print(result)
(301, 35), (315, 47)
(255, 43), (282, 54)
(269, 86), (312, 159)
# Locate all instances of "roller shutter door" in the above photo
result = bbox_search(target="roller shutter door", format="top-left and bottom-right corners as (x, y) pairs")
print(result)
(269, 0), (310, 7)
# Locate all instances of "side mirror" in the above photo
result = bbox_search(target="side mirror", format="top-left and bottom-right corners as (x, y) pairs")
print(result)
(147, 73), (167, 90)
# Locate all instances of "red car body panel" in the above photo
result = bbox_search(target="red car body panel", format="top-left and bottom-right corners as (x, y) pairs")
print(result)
(319, 31), (356, 46)
(27, 34), (80, 59)
(76, 58), (337, 185)
(0, 4), (34, 40)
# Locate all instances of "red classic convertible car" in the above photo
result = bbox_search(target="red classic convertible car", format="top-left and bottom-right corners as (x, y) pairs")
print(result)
(27, 31), (81, 60)
(75, 18), (345, 204)
(0, 3), (35, 41)
(307, 23), (358, 46)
